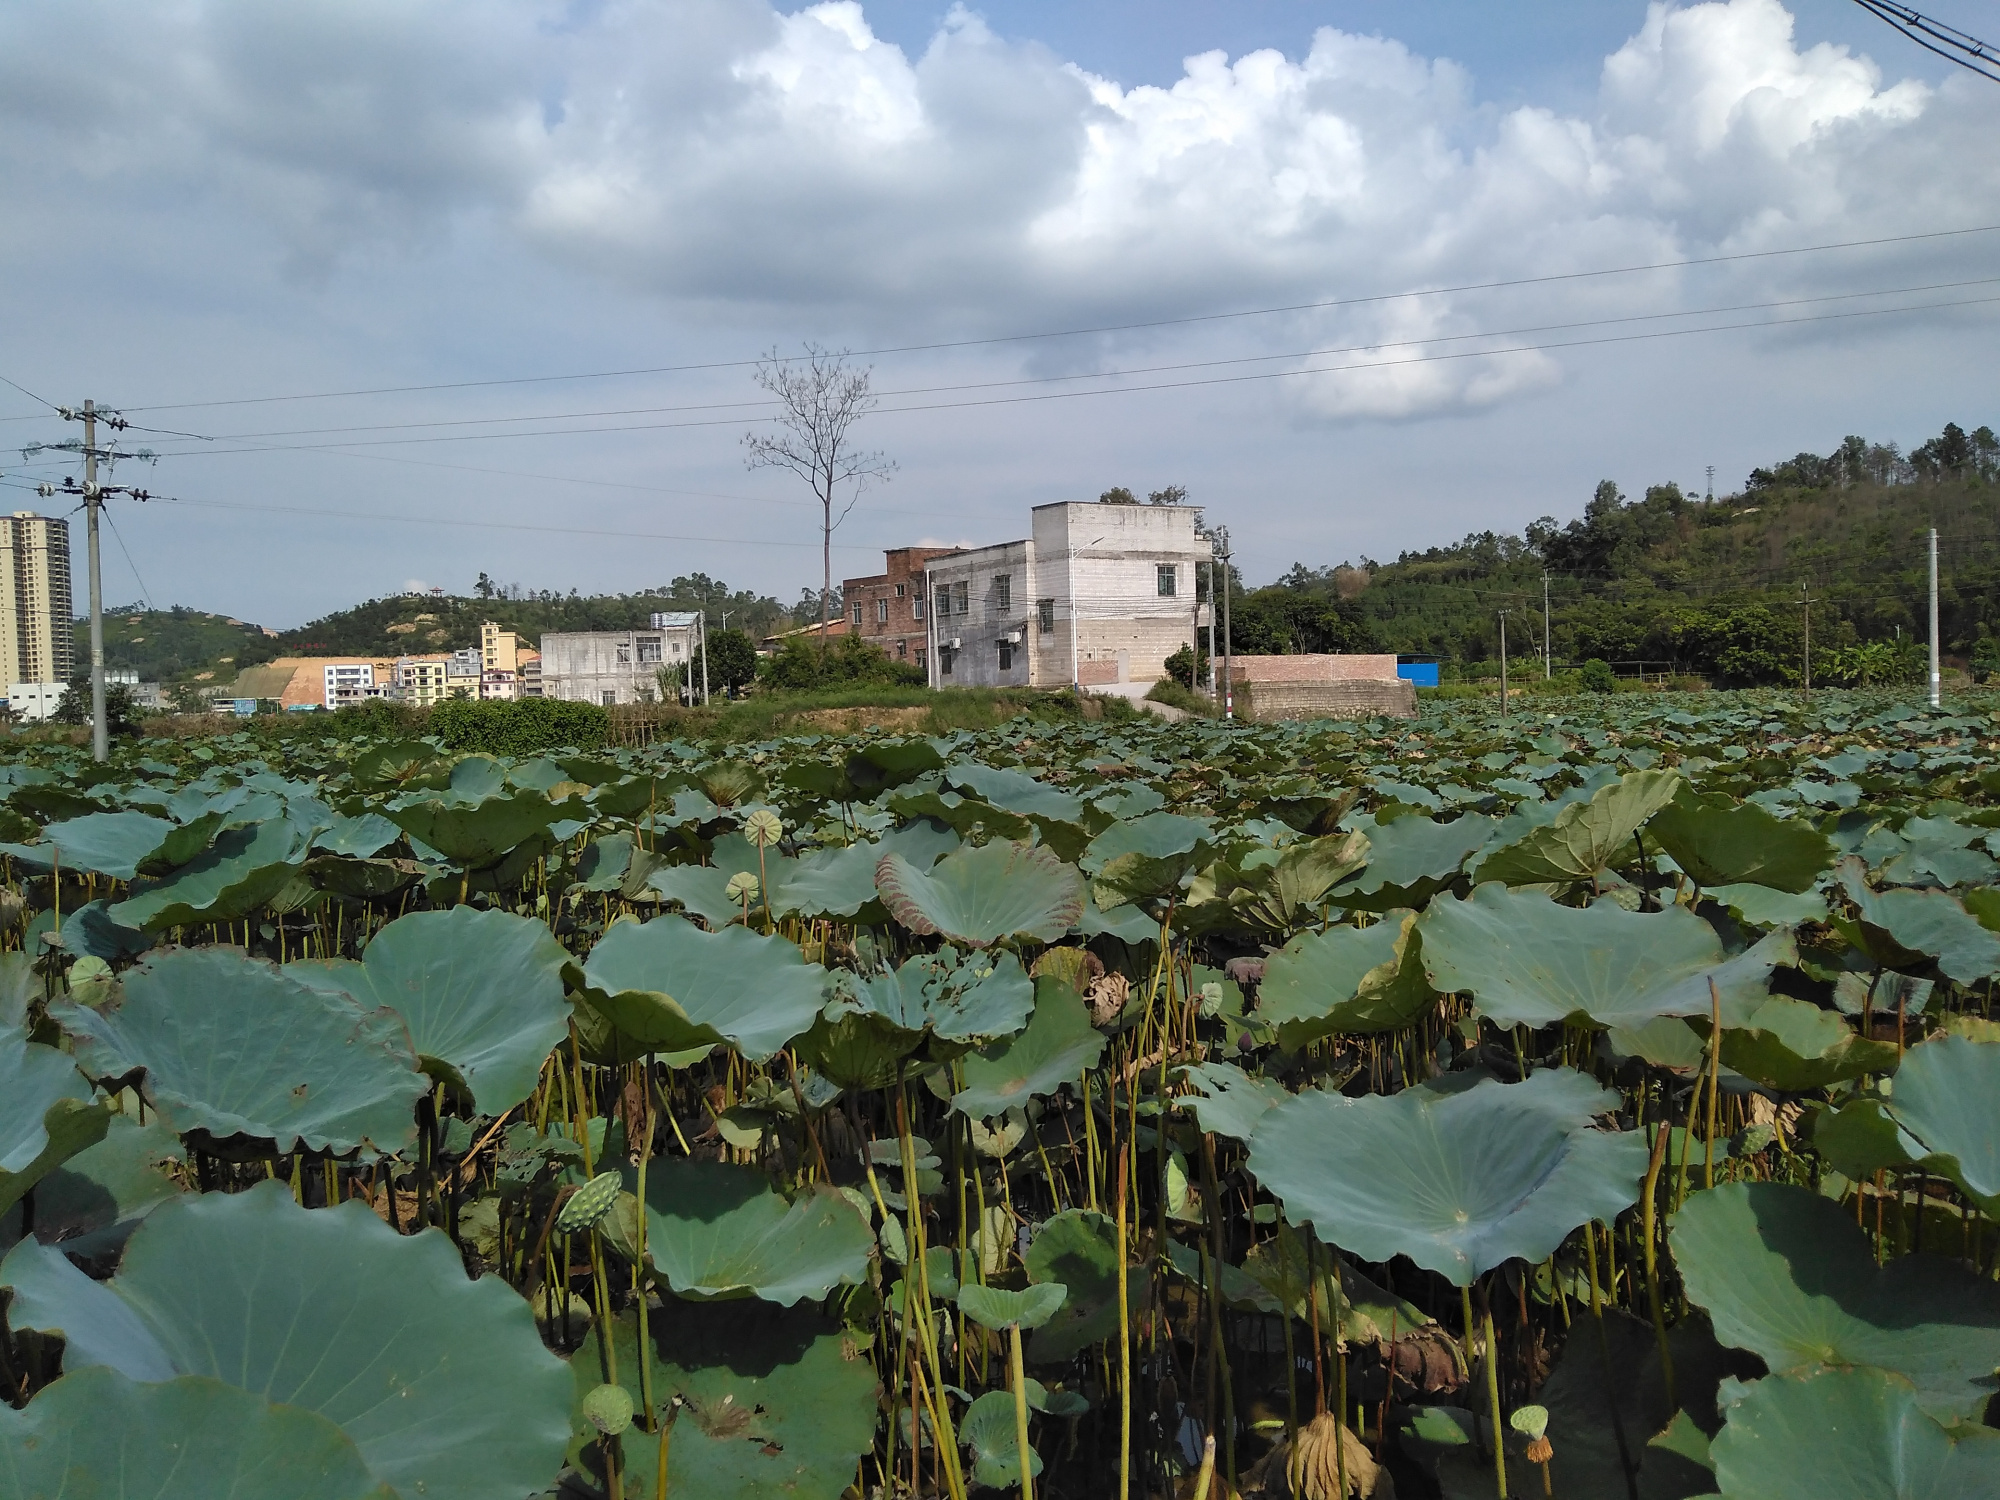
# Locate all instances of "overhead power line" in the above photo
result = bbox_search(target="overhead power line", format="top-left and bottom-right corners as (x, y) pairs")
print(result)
(85, 220), (2000, 416)
(1853, 0), (2000, 82)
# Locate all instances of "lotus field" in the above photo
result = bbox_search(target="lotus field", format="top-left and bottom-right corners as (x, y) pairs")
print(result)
(4, 694), (2000, 1500)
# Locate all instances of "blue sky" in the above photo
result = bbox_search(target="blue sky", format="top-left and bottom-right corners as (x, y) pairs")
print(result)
(0, 0), (1994, 626)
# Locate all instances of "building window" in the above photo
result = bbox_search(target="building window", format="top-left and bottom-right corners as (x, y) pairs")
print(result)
(876, 598), (889, 624)
(616, 643), (632, 665)
(1038, 598), (1055, 633)
(637, 637), (662, 664)
(912, 594), (925, 620)
(940, 648), (954, 677)
(894, 583), (906, 597)
(600, 690), (617, 706)
(995, 574), (1011, 610)
(999, 643), (1013, 671)
(897, 640), (907, 657)
(952, 580), (968, 615)
(1157, 564), (1178, 597)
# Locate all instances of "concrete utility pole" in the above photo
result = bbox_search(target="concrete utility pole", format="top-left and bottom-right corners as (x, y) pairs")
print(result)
(1929, 526), (1942, 708)
(1214, 527), (1234, 720)
(1801, 585), (1813, 702)
(699, 612), (711, 706)
(1542, 571), (1552, 680)
(1498, 610), (1510, 719)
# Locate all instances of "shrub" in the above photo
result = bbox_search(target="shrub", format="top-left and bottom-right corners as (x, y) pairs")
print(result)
(428, 696), (609, 755)
(1580, 658), (1618, 694)
(760, 635), (925, 693)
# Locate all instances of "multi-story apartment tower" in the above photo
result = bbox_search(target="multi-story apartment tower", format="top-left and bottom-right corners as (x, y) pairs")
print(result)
(0, 511), (72, 685)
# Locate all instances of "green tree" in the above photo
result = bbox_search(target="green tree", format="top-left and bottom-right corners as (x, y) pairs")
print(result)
(1097, 487), (1138, 505)
(52, 670), (143, 737)
(1163, 642), (1209, 689)
(1580, 658), (1617, 694)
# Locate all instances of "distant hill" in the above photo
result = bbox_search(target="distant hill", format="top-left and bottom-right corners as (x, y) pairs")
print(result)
(90, 605), (284, 685)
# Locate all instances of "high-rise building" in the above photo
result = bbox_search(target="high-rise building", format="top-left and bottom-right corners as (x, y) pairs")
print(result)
(0, 511), (72, 685)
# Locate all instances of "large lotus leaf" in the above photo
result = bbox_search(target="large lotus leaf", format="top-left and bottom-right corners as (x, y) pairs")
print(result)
(1247, 1068), (1647, 1285)
(0, 951), (36, 1029)
(1224, 830), (1372, 932)
(107, 818), (310, 931)
(1079, 812), (1213, 874)
(945, 761), (1085, 822)
(56, 947), (424, 1156)
(0, 1112), (185, 1260)
(1709, 1368), (2000, 1500)
(382, 788), (559, 868)
(312, 811), (404, 859)
(14, 1180), (572, 1498)
(1706, 882), (1828, 928)
(1419, 884), (1794, 1029)
(1672, 1182), (2000, 1421)
(1236, 1232), (1431, 1347)
(42, 810), (174, 879)
(1173, 1060), (1290, 1141)
(1646, 788), (1834, 892)
(953, 979), (1107, 1118)
(0, 1366), (394, 1500)
(56, 897), (155, 962)
(286, 906), (570, 1113)
(582, 916), (828, 1062)
(1256, 911), (1437, 1045)
(959, 1388), (1044, 1488)
(1025, 1209), (1121, 1363)
(1, 1235), (177, 1377)
(1473, 769), (1681, 885)
(634, 1158), (874, 1305)
(1844, 872), (2000, 984)
(832, 949), (1035, 1045)
(1334, 812), (1494, 911)
(877, 839), (1085, 947)
(647, 860), (745, 926)
(1, 1024), (108, 1218)
(888, 786), (1035, 844)
(569, 1302), (879, 1500)
(1715, 996), (1897, 1090)
(1880, 1036), (2000, 1205)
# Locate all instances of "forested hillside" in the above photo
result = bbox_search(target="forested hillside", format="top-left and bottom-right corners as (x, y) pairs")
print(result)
(1229, 419), (2000, 686)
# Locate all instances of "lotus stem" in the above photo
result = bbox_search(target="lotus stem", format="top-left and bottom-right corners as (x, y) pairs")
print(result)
(1115, 1145), (1131, 1500)
(1584, 1224), (1639, 1497)
(898, 1088), (967, 1500)
(1201, 1133), (1236, 1482)
(1009, 1320), (1035, 1500)
(1274, 1215), (1300, 1449)
(1481, 1289), (1508, 1499)
(1639, 1114), (1677, 1414)
(1334, 1257), (1350, 1500)
(1192, 1433), (1216, 1500)
(1705, 978), (1723, 1190)
(636, 1058), (656, 1433)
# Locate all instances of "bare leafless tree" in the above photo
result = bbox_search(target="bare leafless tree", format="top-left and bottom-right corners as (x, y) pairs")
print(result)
(742, 346), (896, 646)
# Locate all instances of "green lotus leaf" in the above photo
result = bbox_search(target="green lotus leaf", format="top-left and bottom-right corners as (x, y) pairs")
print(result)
(837, 948), (1035, 1046)
(1841, 862), (2000, 983)
(1472, 769), (1681, 885)
(1715, 996), (1898, 1091)
(285, 906), (570, 1113)
(1646, 787), (1834, 892)
(1, 1235), (178, 1377)
(1706, 882), (1829, 927)
(1807, 1095), (1913, 1184)
(1419, 884), (1794, 1029)
(959, 1280), (1069, 1331)
(888, 787), (1034, 843)
(383, 787), (560, 868)
(1075, 892), (1161, 943)
(959, 1388), (1045, 1488)
(1172, 1060), (1290, 1141)
(647, 860), (746, 926)
(1672, 1182), (2000, 1421)
(1025, 1209), (1121, 1363)
(0, 1366), (394, 1500)
(0, 1112), (185, 1261)
(1, 1023), (108, 1218)
(582, 915), (829, 1062)
(1257, 910), (1436, 1045)
(1334, 812), (1493, 911)
(108, 818), (309, 931)
(1079, 811), (1213, 874)
(952, 980), (1107, 1118)
(1710, 1368), (2000, 1500)
(1247, 1069), (1647, 1286)
(1219, 830), (1372, 932)
(7, 1181), (572, 1498)
(877, 839), (1085, 947)
(945, 761), (1085, 822)
(351, 740), (450, 790)
(57, 897), (155, 961)
(305, 854), (424, 900)
(43, 810), (174, 879)
(1235, 1231), (1431, 1346)
(56, 947), (425, 1156)
(1879, 1036), (2000, 1206)
(634, 1158), (874, 1305)
(311, 811), (403, 859)
(572, 832), (635, 891)
(782, 820), (959, 921)
(0, 951), (36, 1029)
(569, 1303), (880, 1500)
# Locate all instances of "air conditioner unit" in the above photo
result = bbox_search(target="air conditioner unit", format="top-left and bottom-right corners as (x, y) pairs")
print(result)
(1002, 632), (1021, 645)
(947, 638), (962, 650)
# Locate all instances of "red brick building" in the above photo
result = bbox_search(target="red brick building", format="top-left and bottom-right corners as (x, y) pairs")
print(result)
(841, 546), (961, 669)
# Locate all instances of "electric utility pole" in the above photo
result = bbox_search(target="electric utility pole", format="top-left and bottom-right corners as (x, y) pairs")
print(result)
(1214, 527), (1234, 720)
(1542, 571), (1552, 680)
(1801, 584), (1813, 703)
(1929, 526), (1942, 708)
(37, 400), (151, 762)
(1498, 609), (1510, 719)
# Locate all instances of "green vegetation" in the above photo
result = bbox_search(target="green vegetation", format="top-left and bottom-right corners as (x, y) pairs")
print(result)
(91, 603), (283, 682)
(0, 691), (1996, 1498)
(758, 632), (926, 692)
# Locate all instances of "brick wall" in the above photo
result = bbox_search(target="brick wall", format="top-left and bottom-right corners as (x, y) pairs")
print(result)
(1229, 653), (1401, 683)
(1238, 678), (1417, 721)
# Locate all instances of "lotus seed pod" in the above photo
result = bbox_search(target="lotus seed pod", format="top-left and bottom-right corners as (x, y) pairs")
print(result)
(744, 808), (784, 848)
(724, 871), (760, 902)
(555, 1170), (624, 1236)
(1509, 1403), (1550, 1442)
(582, 1382), (635, 1437)
(1525, 1434), (1554, 1465)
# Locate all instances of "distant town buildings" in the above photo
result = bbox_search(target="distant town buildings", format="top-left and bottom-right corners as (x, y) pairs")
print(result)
(845, 502), (1213, 692)
(540, 614), (702, 705)
(0, 510), (72, 690)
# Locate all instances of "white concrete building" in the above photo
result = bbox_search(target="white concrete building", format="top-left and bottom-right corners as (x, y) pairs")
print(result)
(5, 682), (67, 722)
(322, 662), (375, 709)
(921, 502), (1212, 690)
(539, 616), (702, 705)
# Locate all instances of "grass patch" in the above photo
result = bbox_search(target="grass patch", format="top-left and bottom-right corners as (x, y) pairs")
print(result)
(1143, 679), (1221, 717)
(634, 685), (1103, 743)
